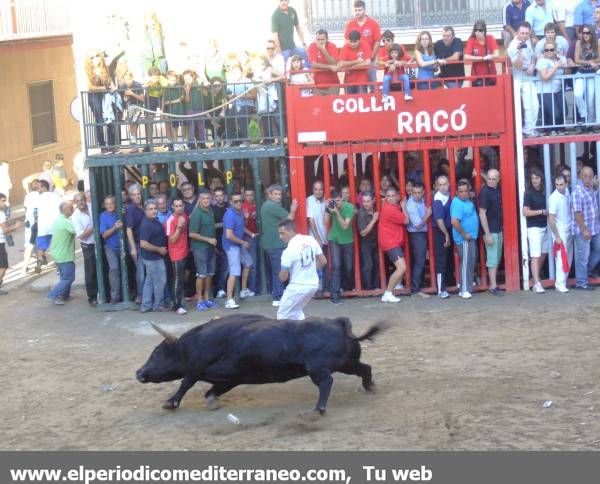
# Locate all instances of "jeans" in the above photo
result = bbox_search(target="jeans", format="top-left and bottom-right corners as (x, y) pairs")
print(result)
(409, 232), (428, 293)
(81, 244), (98, 302)
(359, 238), (379, 290)
(171, 259), (186, 310)
(141, 258), (167, 311)
(539, 91), (564, 127)
(265, 247), (284, 300)
(48, 261), (75, 301)
(104, 246), (121, 303)
(330, 241), (354, 298)
(317, 244), (329, 292)
(245, 236), (260, 294)
(383, 73), (410, 97)
(574, 233), (600, 288)
(345, 85), (368, 95)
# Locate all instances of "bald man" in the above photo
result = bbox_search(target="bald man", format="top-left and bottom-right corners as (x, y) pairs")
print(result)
(478, 169), (504, 294)
(47, 201), (76, 305)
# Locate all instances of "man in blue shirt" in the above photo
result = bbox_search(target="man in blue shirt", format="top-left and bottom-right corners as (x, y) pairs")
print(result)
(525, 0), (555, 38)
(222, 194), (253, 309)
(451, 179), (480, 299)
(99, 195), (123, 303)
(575, 0), (600, 35)
(503, 0), (531, 46)
(406, 182), (432, 298)
(139, 199), (168, 313)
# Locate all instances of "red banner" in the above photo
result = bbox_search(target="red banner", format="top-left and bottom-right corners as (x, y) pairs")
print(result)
(289, 83), (508, 144)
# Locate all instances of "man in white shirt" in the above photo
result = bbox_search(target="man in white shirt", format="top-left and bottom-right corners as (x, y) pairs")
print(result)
(306, 180), (328, 294)
(72, 191), (98, 305)
(548, 174), (573, 292)
(34, 180), (62, 273)
(22, 179), (40, 274)
(553, 0), (578, 40)
(507, 22), (540, 137)
(276, 219), (327, 320)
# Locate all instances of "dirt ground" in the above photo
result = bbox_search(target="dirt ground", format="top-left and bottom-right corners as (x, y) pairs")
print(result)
(2, 271), (599, 451)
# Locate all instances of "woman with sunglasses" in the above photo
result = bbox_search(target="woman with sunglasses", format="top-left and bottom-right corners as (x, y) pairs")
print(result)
(574, 25), (600, 129)
(464, 20), (499, 87)
(536, 42), (568, 134)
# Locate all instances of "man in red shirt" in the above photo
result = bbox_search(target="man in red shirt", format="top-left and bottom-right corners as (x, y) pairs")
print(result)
(339, 30), (371, 94)
(378, 187), (408, 303)
(241, 187), (259, 297)
(307, 29), (340, 95)
(165, 198), (190, 315)
(345, 0), (381, 86)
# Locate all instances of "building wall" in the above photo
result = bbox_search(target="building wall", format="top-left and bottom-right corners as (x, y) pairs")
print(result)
(0, 35), (81, 206)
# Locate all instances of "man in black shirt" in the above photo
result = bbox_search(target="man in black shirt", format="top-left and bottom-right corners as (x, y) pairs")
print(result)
(478, 169), (504, 295)
(356, 192), (379, 290)
(433, 26), (465, 88)
(212, 187), (229, 298)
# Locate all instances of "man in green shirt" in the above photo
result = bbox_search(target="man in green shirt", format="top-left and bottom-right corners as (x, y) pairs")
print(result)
(271, 0), (307, 64)
(325, 187), (355, 304)
(188, 190), (218, 311)
(47, 201), (76, 305)
(260, 184), (298, 305)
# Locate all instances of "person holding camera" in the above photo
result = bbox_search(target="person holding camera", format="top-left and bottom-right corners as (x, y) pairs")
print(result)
(508, 21), (540, 137)
(324, 187), (355, 305)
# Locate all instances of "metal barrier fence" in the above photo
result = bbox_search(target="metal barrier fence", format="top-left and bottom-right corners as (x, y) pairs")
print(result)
(81, 80), (286, 157)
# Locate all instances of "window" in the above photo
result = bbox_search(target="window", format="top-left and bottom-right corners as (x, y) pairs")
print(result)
(28, 81), (57, 147)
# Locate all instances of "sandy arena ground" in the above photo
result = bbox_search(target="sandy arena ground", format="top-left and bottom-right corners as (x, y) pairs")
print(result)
(2, 269), (599, 450)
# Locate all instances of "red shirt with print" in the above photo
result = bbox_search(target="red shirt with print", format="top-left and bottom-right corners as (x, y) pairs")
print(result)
(165, 212), (189, 262)
(465, 35), (498, 78)
(339, 41), (372, 85)
(378, 202), (407, 251)
(344, 17), (381, 51)
(307, 41), (340, 86)
(241, 201), (257, 234)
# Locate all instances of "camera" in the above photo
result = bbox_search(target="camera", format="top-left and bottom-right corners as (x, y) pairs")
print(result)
(328, 199), (336, 210)
(517, 42), (527, 49)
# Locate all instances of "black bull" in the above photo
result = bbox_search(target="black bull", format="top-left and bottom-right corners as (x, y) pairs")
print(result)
(136, 314), (386, 413)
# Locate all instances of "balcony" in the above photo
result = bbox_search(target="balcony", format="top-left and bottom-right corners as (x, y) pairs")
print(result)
(0, 0), (71, 41)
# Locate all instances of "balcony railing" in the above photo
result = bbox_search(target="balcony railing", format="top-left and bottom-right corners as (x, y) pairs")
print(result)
(80, 81), (286, 157)
(304, 0), (504, 32)
(0, 0), (71, 41)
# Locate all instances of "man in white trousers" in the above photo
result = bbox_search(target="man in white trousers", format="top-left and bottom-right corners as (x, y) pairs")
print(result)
(548, 174), (573, 292)
(276, 219), (327, 320)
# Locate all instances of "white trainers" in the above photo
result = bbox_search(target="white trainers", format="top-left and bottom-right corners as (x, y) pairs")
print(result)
(459, 291), (472, 299)
(555, 285), (569, 293)
(404, 94), (414, 101)
(176, 307), (187, 315)
(240, 289), (255, 299)
(438, 291), (450, 299)
(224, 299), (239, 309)
(533, 282), (545, 294)
(394, 282), (404, 290)
(216, 290), (226, 298)
(272, 300), (280, 307)
(381, 291), (401, 303)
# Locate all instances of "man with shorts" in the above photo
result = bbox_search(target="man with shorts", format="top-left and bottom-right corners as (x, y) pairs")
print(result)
(189, 190), (218, 311)
(478, 168), (504, 295)
(0, 193), (24, 295)
(222, 193), (252, 309)
(378, 187), (408, 303)
(277, 220), (327, 320)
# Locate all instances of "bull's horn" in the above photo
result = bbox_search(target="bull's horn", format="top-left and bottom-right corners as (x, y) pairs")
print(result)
(150, 322), (178, 343)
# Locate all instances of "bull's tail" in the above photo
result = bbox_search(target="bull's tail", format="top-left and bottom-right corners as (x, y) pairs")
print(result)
(354, 321), (391, 342)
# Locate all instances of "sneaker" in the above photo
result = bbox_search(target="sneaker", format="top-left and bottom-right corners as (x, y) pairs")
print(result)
(438, 291), (450, 299)
(53, 298), (66, 305)
(394, 282), (404, 290)
(195, 300), (210, 311)
(240, 289), (255, 299)
(216, 290), (226, 298)
(459, 291), (472, 299)
(533, 282), (545, 294)
(140, 307), (152, 313)
(416, 291), (431, 299)
(488, 287), (503, 296)
(272, 300), (280, 307)
(404, 94), (414, 101)
(330, 298), (343, 305)
(176, 307), (187, 315)
(204, 300), (219, 309)
(574, 285), (595, 291)
(381, 291), (401, 303)
(225, 299), (240, 309)
(555, 285), (569, 293)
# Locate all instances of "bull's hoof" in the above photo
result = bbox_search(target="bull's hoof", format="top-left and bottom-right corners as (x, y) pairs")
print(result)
(364, 381), (376, 392)
(162, 399), (179, 410)
(206, 395), (220, 410)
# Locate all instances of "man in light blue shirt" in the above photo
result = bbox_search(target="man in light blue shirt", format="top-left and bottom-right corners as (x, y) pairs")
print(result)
(574, 0), (600, 34)
(526, 0), (555, 37)
(406, 182), (431, 298)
